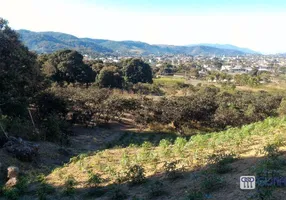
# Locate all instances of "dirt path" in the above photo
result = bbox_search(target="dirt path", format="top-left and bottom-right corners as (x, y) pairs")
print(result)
(2, 122), (139, 171)
(70, 122), (134, 154)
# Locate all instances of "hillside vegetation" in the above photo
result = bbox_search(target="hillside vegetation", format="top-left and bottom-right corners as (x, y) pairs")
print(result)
(1, 17), (286, 200)
(1, 117), (286, 200)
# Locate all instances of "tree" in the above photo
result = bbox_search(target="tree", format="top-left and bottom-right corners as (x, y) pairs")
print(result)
(122, 58), (153, 84)
(213, 60), (223, 70)
(96, 66), (123, 88)
(0, 18), (43, 116)
(43, 50), (95, 86)
(159, 63), (175, 75)
(85, 60), (104, 74)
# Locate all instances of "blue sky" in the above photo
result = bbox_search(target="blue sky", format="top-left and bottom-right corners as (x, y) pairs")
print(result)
(1, 0), (286, 53)
(90, 0), (286, 13)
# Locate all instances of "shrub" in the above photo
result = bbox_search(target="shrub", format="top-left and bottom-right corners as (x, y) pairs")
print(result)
(207, 153), (237, 174)
(41, 114), (71, 144)
(1, 176), (29, 200)
(35, 91), (67, 120)
(174, 137), (187, 155)
(125, 165), (146, 185)
(96, 66), (123, 88)
(87, 173), (102, 187)
(132, 83), (164, 96)
(6, 117), (36, 140)
(163, 160), (183, 180)
(63, 176), (76, 196)
(262, 144), (280, 159)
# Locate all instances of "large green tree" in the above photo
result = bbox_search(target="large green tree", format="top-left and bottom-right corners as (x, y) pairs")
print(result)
(0, 18), (43, 116)
(122, 58), (153, 84)
(43, 50), (95, 86)
(159, 63), (175, 75)
(96, 66), (123, 88)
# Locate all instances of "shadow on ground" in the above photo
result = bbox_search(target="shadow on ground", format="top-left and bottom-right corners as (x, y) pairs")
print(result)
(9, 152), (286, 200)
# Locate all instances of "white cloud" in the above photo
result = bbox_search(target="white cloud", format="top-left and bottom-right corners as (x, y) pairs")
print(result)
(1, 0), (286, 53)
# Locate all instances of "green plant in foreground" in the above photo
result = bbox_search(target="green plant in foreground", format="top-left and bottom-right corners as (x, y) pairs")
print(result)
(262, 144), (280, 159)
(63, 175), (76, 196)
(163, 160), (183, 180)
(2, 175), (29, 200)
(87, 172), (102, 187)
(126, 165), (146, 185)
(207, 153), (237, 174)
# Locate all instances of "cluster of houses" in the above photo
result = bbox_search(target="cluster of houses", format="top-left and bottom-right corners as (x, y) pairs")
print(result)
(84, 54), (286, 76)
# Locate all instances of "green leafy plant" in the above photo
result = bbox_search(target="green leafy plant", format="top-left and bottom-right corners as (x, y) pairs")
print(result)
(262, 144), (280, 159)
(63, 176), (76, 196)
(87, 172), (102, 187)
(163, 160), (183, 180)
(125, 165), (146, 185)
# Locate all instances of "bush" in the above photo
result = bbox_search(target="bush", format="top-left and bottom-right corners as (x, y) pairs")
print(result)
(262, 144), (280, 159)
(6, 117), (37, 140)
(41, 114), (71, 144)
(125, 165), (146, 185)
(163, 160), (183, 180)
(132, 83), (164, 96)
(96, 66), (123, 88)
(87, 172), (102, 187)
(35, 91), (67, 120)
(63, 176), (76, 196)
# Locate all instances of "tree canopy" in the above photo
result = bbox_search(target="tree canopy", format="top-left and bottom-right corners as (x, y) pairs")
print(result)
(123, 58), (153, 84)
(0, 18), (43, 116)
(96, 66), (123, 88)
(42, 50), (95, 85)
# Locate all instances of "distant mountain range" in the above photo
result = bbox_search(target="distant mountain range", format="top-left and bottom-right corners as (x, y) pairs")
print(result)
(188, 44), (259, 54)
(17, 29), (259, 56)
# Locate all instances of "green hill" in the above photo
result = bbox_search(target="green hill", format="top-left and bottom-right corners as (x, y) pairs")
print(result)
(17, 29), (251, 56)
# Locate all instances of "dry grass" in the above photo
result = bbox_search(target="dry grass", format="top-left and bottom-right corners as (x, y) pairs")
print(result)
(46, 117), (286, 191)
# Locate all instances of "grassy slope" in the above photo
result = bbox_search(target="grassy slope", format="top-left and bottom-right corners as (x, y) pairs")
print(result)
(44, 117), (286, 199)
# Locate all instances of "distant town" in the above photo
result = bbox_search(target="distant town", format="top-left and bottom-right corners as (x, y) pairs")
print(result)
(84, 54), (286, 78)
